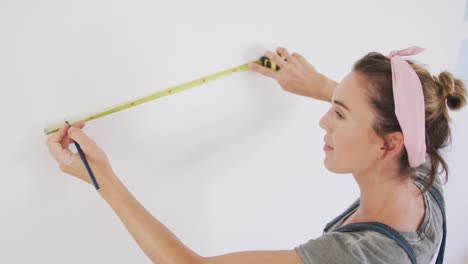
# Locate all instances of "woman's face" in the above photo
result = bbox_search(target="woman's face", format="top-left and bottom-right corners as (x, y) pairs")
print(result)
(319, 71), (383, 174)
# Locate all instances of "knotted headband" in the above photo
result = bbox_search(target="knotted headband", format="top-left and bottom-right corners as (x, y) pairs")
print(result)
(388, 46), (427, 168)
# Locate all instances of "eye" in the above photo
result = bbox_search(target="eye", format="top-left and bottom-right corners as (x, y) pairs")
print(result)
(335, 111), (344, 119)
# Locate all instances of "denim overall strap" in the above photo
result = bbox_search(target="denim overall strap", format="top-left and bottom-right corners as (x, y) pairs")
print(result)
(427, 186), (447, 264)
(413, 178), (447, 264)
(323, 199), (359, 232)
(335, 222), (417, 264)
(326, 181), (446, 263)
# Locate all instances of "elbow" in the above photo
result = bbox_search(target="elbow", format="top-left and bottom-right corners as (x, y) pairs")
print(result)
(151, 253), (205, 264)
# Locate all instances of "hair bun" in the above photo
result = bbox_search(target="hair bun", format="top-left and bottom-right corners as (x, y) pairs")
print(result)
(437, 71), (467, 111)
(446, 93), (463, 110)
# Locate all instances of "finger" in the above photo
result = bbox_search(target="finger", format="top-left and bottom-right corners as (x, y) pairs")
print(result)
(62, 134), (72, 149)
(62, 134), (76, 149)
(248, 62), (278, 79)
(46, 123), (74, 165)
(282, 51), (301, 66)
(62, 122), (72, 149)
(65, 121), (86, 130)
(62, 122), (86, 148)
(73, 121), (86, 128)
(277, 47), (292, 61)
(67, 126), (96, 155)
(292, 52), (306, 63)
(47, 122), (69, 145)
(265, 50), (287, 69)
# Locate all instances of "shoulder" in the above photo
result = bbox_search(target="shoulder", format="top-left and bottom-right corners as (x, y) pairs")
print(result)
(295, 231), (411, 264)
(413, 160), (445, 236)
(414, 160), (444, 196)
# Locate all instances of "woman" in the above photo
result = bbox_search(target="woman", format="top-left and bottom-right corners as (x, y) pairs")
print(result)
(46, 46), (466, 263)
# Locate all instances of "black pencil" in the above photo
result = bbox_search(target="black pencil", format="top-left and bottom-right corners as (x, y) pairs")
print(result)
(65, 121), (100, 192)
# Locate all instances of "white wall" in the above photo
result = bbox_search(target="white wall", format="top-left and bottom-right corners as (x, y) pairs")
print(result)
(1, 0), (467, 263)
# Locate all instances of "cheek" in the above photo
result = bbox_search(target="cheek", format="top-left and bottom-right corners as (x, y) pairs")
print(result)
(332, 127), (375, 167)
(339, 131), (369, 154)
(323, 130), (358, 172)
(367, 127), (381, 146)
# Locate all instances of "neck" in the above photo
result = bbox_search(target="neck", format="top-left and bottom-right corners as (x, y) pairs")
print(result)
(352, 167), (422, 224)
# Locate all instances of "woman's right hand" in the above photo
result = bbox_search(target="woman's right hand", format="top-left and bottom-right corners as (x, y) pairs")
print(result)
(46, 122), (117, 191)
(248, 47), (335, 102)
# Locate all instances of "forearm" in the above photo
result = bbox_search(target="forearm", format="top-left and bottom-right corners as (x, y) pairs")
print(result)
(316, 74), (337, 103)
(99, 174), (202, 264)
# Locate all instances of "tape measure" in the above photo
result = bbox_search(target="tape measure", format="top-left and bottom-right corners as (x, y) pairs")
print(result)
(259, 56), (280, 71)
(44, 56), (280, 135)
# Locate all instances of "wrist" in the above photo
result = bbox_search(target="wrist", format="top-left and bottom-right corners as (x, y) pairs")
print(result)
(98, 170), (125, 201)
(319, 74), (337, 102)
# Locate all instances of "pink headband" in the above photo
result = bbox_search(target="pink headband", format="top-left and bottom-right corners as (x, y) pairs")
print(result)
(388, 46), (427, 168)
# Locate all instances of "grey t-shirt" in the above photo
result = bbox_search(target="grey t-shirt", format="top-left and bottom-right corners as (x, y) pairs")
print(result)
(295, 168), (444, 264)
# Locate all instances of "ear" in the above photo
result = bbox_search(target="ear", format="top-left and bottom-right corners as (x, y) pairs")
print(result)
(379, 131), (405, 160)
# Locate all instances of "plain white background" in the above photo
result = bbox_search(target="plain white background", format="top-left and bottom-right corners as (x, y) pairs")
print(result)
(1, 0), (467, 263)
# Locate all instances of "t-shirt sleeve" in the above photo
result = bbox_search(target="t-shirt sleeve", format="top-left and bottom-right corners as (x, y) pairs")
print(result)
(294, 231), (411, 264)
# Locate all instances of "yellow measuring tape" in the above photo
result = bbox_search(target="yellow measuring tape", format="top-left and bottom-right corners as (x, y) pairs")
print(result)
(44, 56), (279, 135)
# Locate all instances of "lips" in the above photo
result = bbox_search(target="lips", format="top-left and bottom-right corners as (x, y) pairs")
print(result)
(323, 144), (334, 151)
(323, 137), (334, 151)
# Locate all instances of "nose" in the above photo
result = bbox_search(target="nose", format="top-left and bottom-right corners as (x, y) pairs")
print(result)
(319, 109), (330, 132)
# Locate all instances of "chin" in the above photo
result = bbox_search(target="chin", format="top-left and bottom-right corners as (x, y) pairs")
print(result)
(323, 158), (337, 172)
(323, 157), (350, 174)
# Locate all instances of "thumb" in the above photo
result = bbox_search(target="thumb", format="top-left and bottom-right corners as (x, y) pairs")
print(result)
(248, 62), (277, 79)
(67, 127), (96, 155)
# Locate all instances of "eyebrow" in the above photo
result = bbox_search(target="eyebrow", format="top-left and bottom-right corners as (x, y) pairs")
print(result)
(333, 100), (351, 112)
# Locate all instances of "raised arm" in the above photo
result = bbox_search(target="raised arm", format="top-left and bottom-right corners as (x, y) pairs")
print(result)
(101, 174), (302, 264)
(73, 167), (304, 264)
(46, 124), (304, 264)
(248, 47), (337, 103)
